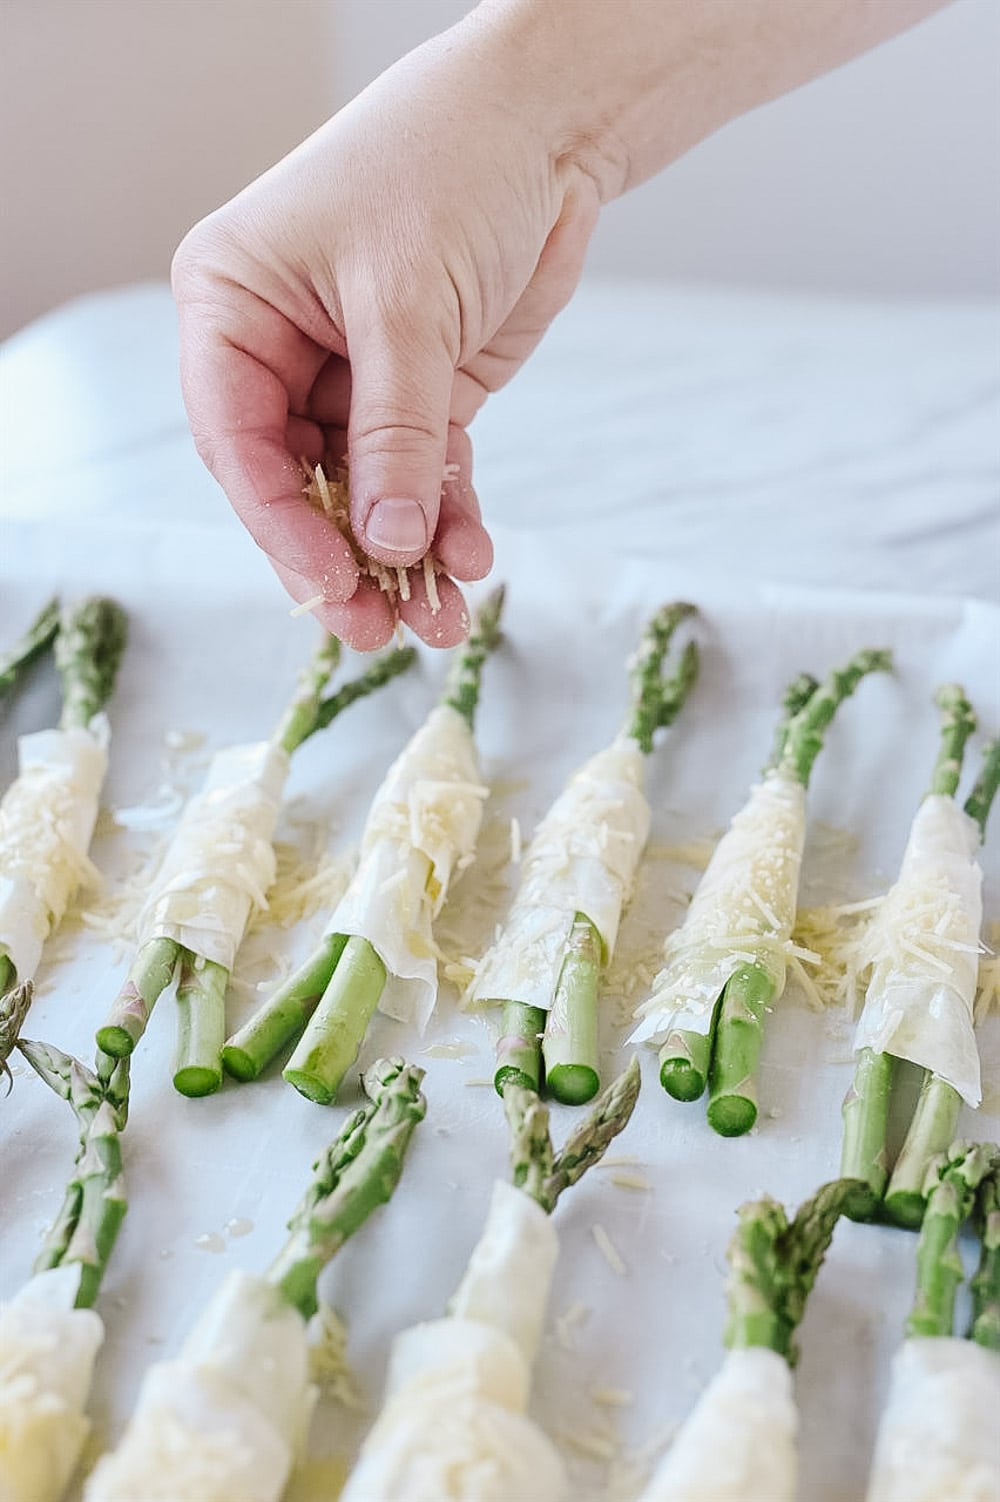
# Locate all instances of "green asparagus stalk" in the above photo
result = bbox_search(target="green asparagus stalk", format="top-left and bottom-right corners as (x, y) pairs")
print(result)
(221, 934), (348, 1082)
(249, 590), (505, 1101)
(963, 737), (1000, 839)
(839, 1046), (894, 1218)
(173, 957), (229, 1097)
(843, 686), (984, 1223)
(906, 1143), (995, 1340)
(0, 596), (60, 703)
(542, 916), (602, 1104)
(283, 937), (387, 1105)
(763, 674), (820, 774)
(55, 597), (128, 730)
(97, 936), (182, 1058)
(969, 1161), (1000, 1350)
(0, 598), (128, 1077)
(724, 1178), (866, 1363)
(267, 1057), (426, 1318)
(623, 602), (698, 753)
(884, 1073), (963, 1228)
(495, 1002), (547, 1095)
(443, 583), (505, 728)
(776, 648), (892, 789)
(504, 1055), (641, 1214)
(532, 604), (697, 1102)
(18, 1038), (130, 1309)
(702, 648), (891, 1138)
(95, 635), (412, 1086)
(656, 668), (826, 1109)
(704, 963), (774, 1137)
(927, 684), (978, 800)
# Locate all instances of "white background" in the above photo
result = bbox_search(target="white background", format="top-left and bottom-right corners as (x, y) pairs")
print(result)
(2, 0), (998, 338)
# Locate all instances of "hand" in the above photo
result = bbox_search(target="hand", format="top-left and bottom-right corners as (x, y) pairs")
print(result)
(172, 9), (600, 649)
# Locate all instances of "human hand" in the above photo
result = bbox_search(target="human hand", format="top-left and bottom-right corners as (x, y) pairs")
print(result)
(172, 7), (601, 649)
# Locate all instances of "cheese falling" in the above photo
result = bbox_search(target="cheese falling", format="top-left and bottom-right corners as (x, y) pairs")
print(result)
(340, 1182), (566, 1502)
(636, 1347), (798, 1502)
(84, 1271), (314, 1502)
(136, 742), (289, 971)
(631, 771), (807, 1045)
(0, 1264), (105, 1502)
(853, 795), (985, 1106)
(865, 1338), (1000, 1502)
(325, 705), (488, 1030)
(469, 738), (650, 1012)
(0, 718), (109, 982)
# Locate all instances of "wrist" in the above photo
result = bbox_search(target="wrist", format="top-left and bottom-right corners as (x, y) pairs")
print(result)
(470, 0), (738, 201)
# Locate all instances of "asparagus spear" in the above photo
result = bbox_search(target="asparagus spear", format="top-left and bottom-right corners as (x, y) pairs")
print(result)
(969, 1159), (1000, 1350)
(82, 1059), (426, 1502)
(338, 1059), (640, 1501)
(0, 595), (60, 703)
(865, 1141), (1000, 1502)
(95, 635), (413, 1097)
(636, 1177), (862, 1502)
(17, 1038), (130, 1309)
(906, 1143), (995, 1341)
(841, 688), (996, 1225)
(705, 649), (891, 1136)
(487, 603), (697, 1105)
(635, 647), (889, 1136)
(267, 1056), (427, 1316)
(229, 587), (504, 1102)
(0, 598), (128, 1075)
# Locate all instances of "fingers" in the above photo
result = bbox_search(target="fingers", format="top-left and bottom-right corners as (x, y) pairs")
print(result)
(177, 322), (360, 603)
(274, 560), (397, 651)
(434, 426), (493, 583)
(345, 318), (455, 570)
(397, 569), (470, 649)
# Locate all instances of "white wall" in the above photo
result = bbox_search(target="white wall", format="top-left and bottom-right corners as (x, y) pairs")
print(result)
(0, 0), (333, 339)
(331, 0), (1000, 298)
(1, 0), (997, 340)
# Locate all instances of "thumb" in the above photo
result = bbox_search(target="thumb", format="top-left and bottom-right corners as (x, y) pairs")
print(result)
(347, 319), (454, 567)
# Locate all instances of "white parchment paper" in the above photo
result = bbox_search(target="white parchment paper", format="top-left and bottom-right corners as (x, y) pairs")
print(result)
(2, 523), (998, 1502)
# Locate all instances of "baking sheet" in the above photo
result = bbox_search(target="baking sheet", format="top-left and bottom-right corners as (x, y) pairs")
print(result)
(2, 522), (999, 1502)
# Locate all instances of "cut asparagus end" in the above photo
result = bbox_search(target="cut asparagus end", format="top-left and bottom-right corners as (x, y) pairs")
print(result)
(839, 1046), (894, 1219)
(494, 1001), (545, 1097)
(98, 937), (180, 1058)
(658, 1028), (712, 1102)
(284, 936), (386, 1105)
(706, 964), (773, 1137)
(222, 933), (346, 1083)
(884, 1072), (963, 1228)
(173, 957), (227, 1098)
(542, 915), (601, 1104)
(546, 1064), (600, 1105)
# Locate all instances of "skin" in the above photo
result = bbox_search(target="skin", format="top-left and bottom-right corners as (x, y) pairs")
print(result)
(173, 0), (948, 650)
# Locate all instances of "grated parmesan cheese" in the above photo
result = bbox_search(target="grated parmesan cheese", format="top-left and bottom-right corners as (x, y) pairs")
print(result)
(302, 461), (446, 622)
(288, 594), (324, 619)
(591, 1224), (628, 1277)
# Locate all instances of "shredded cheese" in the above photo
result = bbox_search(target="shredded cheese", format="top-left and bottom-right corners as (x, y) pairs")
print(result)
(591, 1224), (628, 1277)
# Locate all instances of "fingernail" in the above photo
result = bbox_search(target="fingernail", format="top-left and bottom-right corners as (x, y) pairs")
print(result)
(365, 498), (428, 553)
